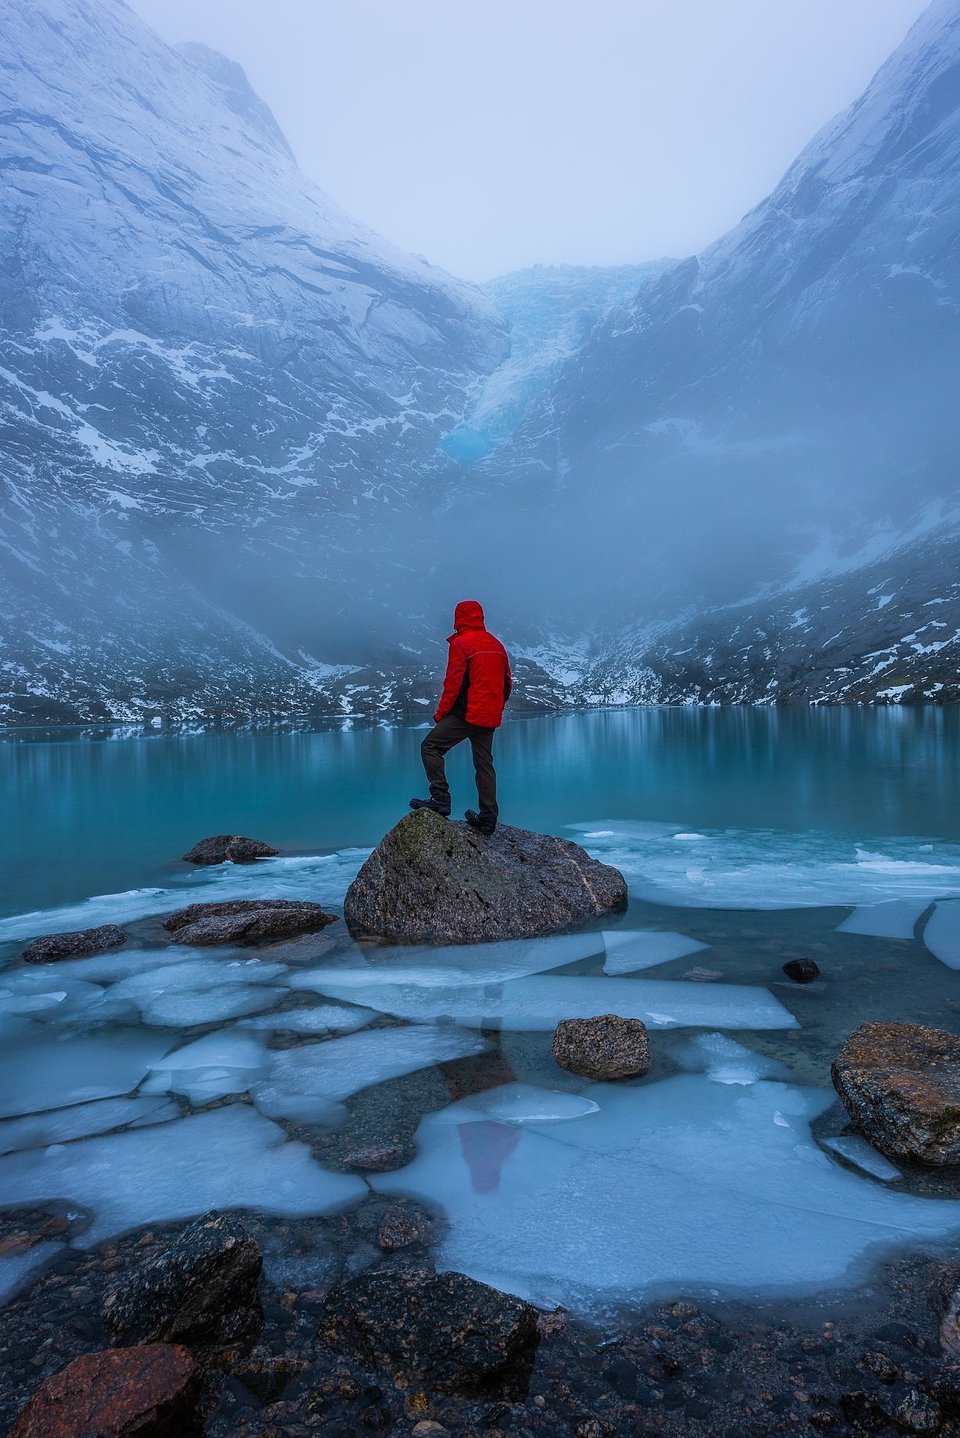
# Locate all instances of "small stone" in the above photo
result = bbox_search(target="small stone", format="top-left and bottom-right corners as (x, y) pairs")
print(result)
(376, 1203), (434, 1251)
(21, 923), (127, 964)
(783, 958), (820, 983)
(858, 1350), (899, 1384)
(893, 1389), (942, 1434)
(182, 834), (278, 865)
(552, 1015), (651, 1080)
(839, 1389), (889, 1431)
(163, 899), (336, 947)
(10, 1344), (200, 1437)
(412, 1424), (450, 1437)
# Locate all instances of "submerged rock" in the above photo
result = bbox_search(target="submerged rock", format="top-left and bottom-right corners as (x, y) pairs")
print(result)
(319, 1267), (539, 1392)
(10, 1344), (201, 1438)
(20, 923), (127, 964)
(182, 834), (278, 865)
(783, 958), (820, 983)
(163, 899), (336, 947)
(102, 1211), (263, 1349)
(551, 1014), (651, 1080)
(832, 1022), (960, 1165)
(343, 809), (627, 945)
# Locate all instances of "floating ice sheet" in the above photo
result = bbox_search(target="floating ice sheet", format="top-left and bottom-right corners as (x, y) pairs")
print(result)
(429, 1083), (600, 1126)
(0, 850), (369, 943)
(311, 973), (798, 1033)
(251, 1024), (487, 1125)
(374, 1075), (960, 1313)
(922, 901), (960, 970)
(0, 1105), (367, 1247)
(288, 932), (604, 995)
(144, 1030), (268, 1104)
(241, 1003), (377, 1035)
(837, 901), (929, 940)
(0, 1095), (176, 1155)
(602, 929), (707, 976)
(0, 1031), (172, 1120)
(822, 1135), (902, 1183)
(568, 824), (960, 911)
(139, 985), (287, 1028)
(667, 1032), (791, 1085)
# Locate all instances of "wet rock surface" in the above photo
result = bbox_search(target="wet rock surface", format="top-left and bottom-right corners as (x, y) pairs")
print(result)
(832, 1022), (960, 1165)
(318, 1267), (540, 1393)
(343, 809), (628, 944)
(163, 899), (337, 947)
(102, 1212), (263, 1352)
(784, 957), (821, 983)
(182, 836), (279, 865)
(20, 923), (127, 964)
(10, 1343), (201, 1438)
(552, 1014), (651, 1080)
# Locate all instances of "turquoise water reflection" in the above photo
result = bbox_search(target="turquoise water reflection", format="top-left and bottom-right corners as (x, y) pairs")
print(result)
(2, 706), (959, 917)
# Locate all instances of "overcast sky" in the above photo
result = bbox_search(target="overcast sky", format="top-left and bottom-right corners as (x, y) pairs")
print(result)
(130, 0), (929, 282)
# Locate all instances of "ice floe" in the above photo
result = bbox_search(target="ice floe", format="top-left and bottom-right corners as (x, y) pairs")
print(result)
(837, 900), (929, 940)
(568, 824), (960, 911)
(429, 1083), (600, 1126)
(0, 1031), (172, 1120)
(251, 1024), (487, 1126)
(310, 972), (798, 1033)
(0, 1105), (367, 1246)
(373, 1075), (960, 1312)
(667, 1032), (791, 1085)
(821, 1135), (902, 1182)
(108, 955), (289, 1028)
(602, 929), (707, 976)
(240, 1003), (378, 1035)
(143, 1030), (268, 1104)
(0, 1095), (176, 1155)
(922, 900), (960, 969)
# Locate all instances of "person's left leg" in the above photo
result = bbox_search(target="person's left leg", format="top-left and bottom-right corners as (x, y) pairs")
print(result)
(467, 726), (498, 826)
(411, 715), (470, 814)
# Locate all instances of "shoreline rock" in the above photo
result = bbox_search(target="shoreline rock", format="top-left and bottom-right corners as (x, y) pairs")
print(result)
(20, 923), (127, 964)
(344, 810), (627, 945)
(10, 1344), (201, 1438)
(832, 1021), (960, 1165)
(182, 835), (278, 865)
(163, 899), (336, 947)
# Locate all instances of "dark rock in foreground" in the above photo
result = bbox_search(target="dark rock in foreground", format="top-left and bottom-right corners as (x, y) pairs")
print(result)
(163, 899), (336, 947)
(552, 1014), (651, 1080)
(21, 923), (127, 965)
(832, 1022), (960, 1165)
(783, 957), (820, 983)
(10, 1344), (201, 1438)
(102, 1211), (262, 1351)
(319, 1267), (539, 1393)
(182, 834), (278, 865)
(344, 809), (627, 945)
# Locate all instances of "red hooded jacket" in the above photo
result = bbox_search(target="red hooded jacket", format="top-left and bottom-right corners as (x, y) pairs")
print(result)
(434, 600), (512, 728)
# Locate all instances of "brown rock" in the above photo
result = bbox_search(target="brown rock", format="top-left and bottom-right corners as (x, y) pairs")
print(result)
(552, 1015), (651, 1080)
(21, 924), (127, 964)
(182, 835), (278, 865)
(831, 1021), (960, 1164)
(377, 1203), (435, 1251)
(343, 809), (627, 945)
(163, 899), (336, 947)
(10, 1344), (201, 1438)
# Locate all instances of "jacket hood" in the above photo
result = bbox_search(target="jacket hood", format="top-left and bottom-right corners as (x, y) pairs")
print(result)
(453, 599), (485, 632)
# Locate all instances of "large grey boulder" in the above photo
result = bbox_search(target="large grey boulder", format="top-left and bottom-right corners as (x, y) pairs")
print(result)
(182, 835), (278, 865)
(831, 1022), (960, 1165)
(343, 810), (627, 945)
(21, 924), (127, 964)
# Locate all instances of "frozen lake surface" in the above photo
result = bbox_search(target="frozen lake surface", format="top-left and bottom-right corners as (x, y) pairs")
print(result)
(2, 706), (960, 1316)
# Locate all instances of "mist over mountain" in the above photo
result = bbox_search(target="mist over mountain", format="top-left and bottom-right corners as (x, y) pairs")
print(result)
(1, 0), (958, 722)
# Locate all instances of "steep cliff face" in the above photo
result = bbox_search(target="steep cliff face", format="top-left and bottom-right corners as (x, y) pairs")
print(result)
(0, 0), (506, 722)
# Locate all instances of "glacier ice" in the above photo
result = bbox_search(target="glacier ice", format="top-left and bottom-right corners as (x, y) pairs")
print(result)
(0, 1096), (176, 1155)
(837, 900), (929, 940)
(373, 1075), (960, 1312)
(311, 972), (798, 1033)
(822, 1135), (902, 1182)
(922, 900), (960, 969)
(602, 929), (707, 976)
(251, 1024), (487, 1125)
(0, 1031), (172, 1120)
(667, 1032), (791, 1085)
(0, 1106), (367, 1247)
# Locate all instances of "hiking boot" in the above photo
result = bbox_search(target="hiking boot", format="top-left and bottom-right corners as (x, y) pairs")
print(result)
(409, 797), (450, 817)
(465, 809), (497, 836)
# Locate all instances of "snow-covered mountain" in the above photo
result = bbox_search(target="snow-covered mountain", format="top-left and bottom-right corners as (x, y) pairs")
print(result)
(443, 262), (672, 464)
(0, 0), (507, 722)
(479, 0), (960, 700)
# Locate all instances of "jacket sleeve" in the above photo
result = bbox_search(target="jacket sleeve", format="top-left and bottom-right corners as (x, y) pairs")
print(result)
(434, 640), (467, 722)
(504, 654), (513, 704)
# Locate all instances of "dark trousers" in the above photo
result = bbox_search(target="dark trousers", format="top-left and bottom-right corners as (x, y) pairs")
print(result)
(420, 714), (498, 818)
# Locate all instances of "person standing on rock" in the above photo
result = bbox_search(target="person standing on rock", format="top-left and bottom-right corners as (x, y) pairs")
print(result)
(410, 600), (512, 836)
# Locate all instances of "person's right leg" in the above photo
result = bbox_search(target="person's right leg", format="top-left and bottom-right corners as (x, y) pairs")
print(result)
(416, 715), (470, 813)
